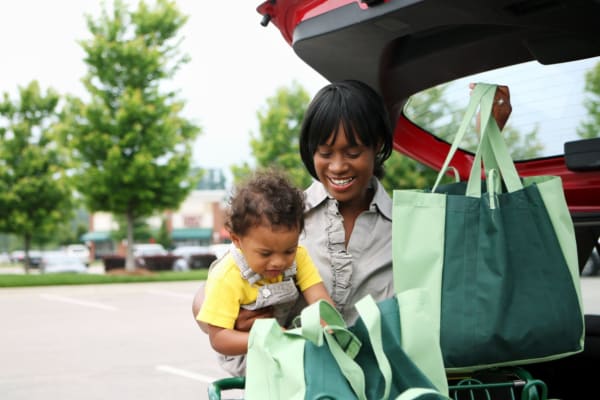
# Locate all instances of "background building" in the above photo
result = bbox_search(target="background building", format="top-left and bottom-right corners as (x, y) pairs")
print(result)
(82, 168), (230, 259)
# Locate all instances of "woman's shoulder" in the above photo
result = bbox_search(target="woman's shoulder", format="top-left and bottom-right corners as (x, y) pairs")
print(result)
(371, 178), (392, 221)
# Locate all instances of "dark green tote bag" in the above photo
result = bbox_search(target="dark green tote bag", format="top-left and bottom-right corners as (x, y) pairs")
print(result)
(245, 296), (449, 399)
(392, 83), (585, 373)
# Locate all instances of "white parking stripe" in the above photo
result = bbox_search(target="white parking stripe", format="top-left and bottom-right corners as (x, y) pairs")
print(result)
(155, 365), (217, 382)
(40, 294), (118, 311)
(145, 289), (192, 300)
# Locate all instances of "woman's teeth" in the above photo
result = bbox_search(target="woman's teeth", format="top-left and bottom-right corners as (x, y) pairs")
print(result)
(331, 177), (353, 185)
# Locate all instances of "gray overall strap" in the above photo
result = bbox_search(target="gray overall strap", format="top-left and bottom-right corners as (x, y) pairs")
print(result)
(230, 245), (298, 285)
(230, 245), (263, 285)
(229, 246), (300, 312)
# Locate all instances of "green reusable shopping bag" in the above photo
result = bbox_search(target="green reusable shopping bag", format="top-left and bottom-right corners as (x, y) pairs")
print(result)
(392, 83), (585, 373)
(245, 297), (449, 399)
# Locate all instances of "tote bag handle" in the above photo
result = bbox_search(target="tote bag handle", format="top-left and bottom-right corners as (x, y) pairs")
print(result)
(432, 83), (522, 197)
(294, 300), (368, 399)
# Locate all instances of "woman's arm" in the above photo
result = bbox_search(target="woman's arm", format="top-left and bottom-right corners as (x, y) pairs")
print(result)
(192, 285), (209, 333)
(207, 324), (250, 356)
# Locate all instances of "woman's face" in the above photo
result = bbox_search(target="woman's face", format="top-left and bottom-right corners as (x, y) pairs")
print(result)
(313, 125), (376, 206)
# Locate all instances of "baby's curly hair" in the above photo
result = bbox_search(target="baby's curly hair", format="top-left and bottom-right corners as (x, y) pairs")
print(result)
(225, 169), (306, 237)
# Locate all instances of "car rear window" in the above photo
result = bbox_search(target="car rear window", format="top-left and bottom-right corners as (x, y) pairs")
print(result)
(403, 56), (600, 161)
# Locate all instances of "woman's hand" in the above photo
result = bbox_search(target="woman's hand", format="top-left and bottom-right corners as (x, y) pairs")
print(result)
(234, 306), (274, 332)
(469, 83), (512, 130)
(491, 85), (512, 130)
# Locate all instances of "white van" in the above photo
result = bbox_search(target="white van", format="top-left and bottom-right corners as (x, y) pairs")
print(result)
(65, 244), (91, 266)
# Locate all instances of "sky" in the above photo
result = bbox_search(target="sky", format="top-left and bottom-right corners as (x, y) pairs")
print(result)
(0, 1), (329, 173)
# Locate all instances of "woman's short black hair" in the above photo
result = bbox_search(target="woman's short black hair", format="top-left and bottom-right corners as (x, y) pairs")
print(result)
(299, 79), (393, 180)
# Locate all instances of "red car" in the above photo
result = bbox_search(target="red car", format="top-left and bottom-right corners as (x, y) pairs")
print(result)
(254, 0), (600, 398)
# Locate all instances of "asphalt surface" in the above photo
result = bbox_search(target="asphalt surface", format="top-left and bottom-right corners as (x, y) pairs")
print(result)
(0, 280), (241, 400)
(2, 276), (600, 400)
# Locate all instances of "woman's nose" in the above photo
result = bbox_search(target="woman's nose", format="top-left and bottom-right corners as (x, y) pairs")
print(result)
(328, 153), (347, 173)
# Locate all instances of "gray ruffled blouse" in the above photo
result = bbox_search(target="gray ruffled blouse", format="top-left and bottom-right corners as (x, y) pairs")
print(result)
(298, 177), (394, 324)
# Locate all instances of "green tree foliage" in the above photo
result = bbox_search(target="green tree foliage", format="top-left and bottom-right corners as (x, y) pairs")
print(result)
(382, 86), (457, 192)
(59, 0), (201, 270)
(0, 81), (74, 273)
(111, 214), (154, 243)
(231, 81), (313, 188)
(157, 217), (173, 250)
(577, 61), (600, 139)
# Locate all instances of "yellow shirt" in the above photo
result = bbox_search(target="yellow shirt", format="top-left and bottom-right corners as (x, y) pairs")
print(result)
(197, 245), (323, 329)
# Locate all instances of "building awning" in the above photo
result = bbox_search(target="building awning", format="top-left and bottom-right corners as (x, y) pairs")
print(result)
(81, 231), (111, 242)
(171, 228), (213, 240)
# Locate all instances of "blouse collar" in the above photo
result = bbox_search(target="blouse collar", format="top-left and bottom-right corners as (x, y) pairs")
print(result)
(305, 177), (392, 221)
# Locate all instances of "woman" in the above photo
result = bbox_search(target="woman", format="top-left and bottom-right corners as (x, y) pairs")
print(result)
(192, 80), (511, 375)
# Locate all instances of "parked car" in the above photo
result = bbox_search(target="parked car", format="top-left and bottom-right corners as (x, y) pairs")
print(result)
(171, 245), (218, 270)
(10, 250), (42, 268)
(209, 243), (231, 260)
(132, 243), (168, 257)
(39, 251), (88, 274)
(65, 244), (91, 266)
(255, 0), (600, 398)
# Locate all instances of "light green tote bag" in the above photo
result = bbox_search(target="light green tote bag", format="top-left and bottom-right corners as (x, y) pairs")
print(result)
(392, 83), (584, 373)
(245, 297), (449, 399)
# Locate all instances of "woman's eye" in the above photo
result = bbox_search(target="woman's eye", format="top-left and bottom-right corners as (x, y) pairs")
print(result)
(347, 151), (362, 158)
(317, 151), (331, 158)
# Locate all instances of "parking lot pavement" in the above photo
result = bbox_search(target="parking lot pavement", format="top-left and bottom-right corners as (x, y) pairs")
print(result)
(1, 276), (599, 400)
(0, 281), (232, 400)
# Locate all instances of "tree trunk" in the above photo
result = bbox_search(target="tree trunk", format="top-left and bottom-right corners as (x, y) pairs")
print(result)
(125, 211), (136, 272)
(23, 234), (31, 275)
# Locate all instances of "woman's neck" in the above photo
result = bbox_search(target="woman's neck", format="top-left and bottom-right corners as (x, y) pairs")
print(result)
(338, 187), (374, 245)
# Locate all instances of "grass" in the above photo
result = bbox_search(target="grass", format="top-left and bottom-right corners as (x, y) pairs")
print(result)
(0, 269), (208, 288)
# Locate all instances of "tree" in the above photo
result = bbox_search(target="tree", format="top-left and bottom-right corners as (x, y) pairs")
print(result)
(0, 81), (74, 273)
(231, 81), (312, 188)
(577, 61), (600, 139)
(59, 0), (201, 271)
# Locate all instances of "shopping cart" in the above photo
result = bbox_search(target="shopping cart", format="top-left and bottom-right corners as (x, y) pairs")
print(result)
(207, 366), (548, 400)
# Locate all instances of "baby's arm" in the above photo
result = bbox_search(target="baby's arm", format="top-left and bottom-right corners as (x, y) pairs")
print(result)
(302, 282), (334, 306)
(207, 324), (250, 356)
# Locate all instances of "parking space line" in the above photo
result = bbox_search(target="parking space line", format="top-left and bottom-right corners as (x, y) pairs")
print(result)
(40, 294), (118, 311)
(155, 365), (217, 382)
(145, 289), (193, 300)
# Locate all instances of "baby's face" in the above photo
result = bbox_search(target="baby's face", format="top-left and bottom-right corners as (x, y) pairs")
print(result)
(231, 224), (299, 279)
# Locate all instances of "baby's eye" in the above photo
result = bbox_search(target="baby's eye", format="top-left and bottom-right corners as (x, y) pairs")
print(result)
(259, 252), (272, 257)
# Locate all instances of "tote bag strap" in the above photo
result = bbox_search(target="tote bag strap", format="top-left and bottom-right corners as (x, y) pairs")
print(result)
(395, 388), (449, 400)
(355, 295), (393, 400)
(465, 83), (522, 197)
(432, 84), (486, 192)
(295, 300), (368, 400)
(300, 299), (348, 346)
(432, 83), (522, 197)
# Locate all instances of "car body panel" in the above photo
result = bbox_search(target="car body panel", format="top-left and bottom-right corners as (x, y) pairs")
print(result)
(254, 2), (600, 396)
(257, 0), (600, 270)
(256, 0), (600, 215)
(40, 251), (88, 274)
